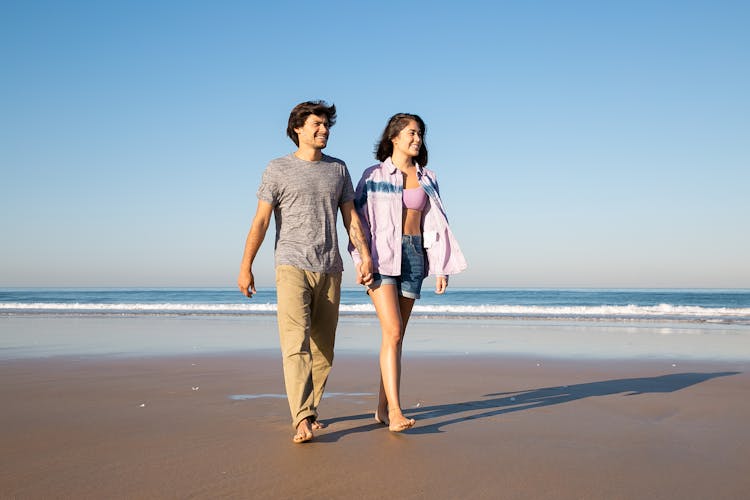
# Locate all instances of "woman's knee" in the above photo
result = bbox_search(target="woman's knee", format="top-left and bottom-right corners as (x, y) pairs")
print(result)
(380, 323), (404, 344)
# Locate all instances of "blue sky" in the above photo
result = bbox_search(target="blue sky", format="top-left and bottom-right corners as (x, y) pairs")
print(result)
(2, 0), (748, 288)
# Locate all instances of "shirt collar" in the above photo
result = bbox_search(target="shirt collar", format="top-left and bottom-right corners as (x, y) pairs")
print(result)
(383, 156), (423, 177)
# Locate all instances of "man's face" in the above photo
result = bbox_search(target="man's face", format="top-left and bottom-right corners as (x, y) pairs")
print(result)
(294, 114), (329, 150)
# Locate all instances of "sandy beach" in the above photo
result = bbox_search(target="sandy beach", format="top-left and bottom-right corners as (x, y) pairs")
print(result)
(1, 316), (749, 499)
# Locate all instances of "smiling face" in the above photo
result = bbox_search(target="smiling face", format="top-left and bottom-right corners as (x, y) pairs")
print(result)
(391, 120), (422, 159)
(294, 114), (330, 151)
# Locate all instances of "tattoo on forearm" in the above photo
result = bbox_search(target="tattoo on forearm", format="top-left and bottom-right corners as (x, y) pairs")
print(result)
(349, 218), (369, 257)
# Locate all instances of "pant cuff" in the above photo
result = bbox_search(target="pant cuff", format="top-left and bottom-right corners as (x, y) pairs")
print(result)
(293, 411), (317, 429)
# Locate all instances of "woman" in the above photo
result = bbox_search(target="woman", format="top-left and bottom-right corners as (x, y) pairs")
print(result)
(351, 113), (467, 432)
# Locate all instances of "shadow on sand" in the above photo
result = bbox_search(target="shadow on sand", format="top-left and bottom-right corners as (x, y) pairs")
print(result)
(317, 371), (740, 442)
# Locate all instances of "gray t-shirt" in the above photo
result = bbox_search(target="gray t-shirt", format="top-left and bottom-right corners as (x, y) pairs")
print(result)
(257, 153), (355, 273)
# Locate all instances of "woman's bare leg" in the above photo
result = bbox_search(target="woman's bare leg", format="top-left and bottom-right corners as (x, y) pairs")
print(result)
(369, 284), (416, 431)
(375, 376), (388, 425)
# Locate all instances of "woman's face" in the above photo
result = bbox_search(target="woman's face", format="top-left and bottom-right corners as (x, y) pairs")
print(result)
(391, 120), (422, 159)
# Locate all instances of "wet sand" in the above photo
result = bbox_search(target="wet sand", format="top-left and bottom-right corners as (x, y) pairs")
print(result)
(1, 350), (748, 499)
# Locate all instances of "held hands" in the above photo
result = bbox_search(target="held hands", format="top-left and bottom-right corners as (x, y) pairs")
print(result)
(238, 269), (256, 298)
(356, 258), (374, 287)
(435, 276), (448, 295)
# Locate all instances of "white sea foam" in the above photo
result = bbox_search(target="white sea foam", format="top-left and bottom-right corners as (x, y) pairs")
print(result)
(410, 303), (750, 319)
(0, 302), (276, 313)
(2, 302), (750, 322)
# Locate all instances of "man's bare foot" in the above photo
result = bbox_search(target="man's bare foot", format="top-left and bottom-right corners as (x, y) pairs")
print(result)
(388, 408), (415, 432)
(374, 407), (389, 425)
(311, 420), (326, 430)
(293, 418), (314, 443)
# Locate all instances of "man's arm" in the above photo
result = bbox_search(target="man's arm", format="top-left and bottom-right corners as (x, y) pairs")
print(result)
(340, 200), (373, 286)
(238, 200), (273, 298)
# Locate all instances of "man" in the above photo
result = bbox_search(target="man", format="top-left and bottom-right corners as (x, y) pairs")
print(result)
(238, 100), (373, 443)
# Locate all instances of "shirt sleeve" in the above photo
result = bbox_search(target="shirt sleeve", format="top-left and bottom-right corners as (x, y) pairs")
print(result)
(256, 166), (277, 206)
(340, 165), (355, 204)
(430, 170), (441, 197)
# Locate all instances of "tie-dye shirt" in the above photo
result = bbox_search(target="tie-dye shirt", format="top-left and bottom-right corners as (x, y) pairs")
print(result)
(350, 157), (467, 278)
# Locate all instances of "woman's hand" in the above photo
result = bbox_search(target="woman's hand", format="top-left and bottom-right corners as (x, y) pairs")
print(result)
(435, 276), (448, 294)
(357, 261), (374, 287)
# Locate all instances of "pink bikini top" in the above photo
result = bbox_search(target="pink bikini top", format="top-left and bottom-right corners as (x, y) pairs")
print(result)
(402, 186), (428, 211)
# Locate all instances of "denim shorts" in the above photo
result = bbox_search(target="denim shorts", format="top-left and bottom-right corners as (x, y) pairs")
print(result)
(371, 234), (425, 299)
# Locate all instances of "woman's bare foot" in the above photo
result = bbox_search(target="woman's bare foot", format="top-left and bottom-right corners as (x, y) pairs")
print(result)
(387, 408), (415, 432)
(374, 406), (389, 425)
(293, 418), (314, 443)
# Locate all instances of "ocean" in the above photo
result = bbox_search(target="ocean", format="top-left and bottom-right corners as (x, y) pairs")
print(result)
(2, 288), (750, 324)
(2, 288), (750, 360)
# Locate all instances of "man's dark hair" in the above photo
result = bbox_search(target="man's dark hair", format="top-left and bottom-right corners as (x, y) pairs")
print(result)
(287, 100), (337, 146)
(374, 113), (428, 167)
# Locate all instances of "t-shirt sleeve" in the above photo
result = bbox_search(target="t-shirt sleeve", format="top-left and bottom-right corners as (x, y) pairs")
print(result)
(340, 166), (355, 204)
(256, 166), (277, 205)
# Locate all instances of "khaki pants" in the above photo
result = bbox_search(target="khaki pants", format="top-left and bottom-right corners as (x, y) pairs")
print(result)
(275, 265), (342, 428)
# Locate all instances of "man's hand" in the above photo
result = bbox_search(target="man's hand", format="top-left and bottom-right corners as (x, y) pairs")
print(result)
(238, 269), (256, 298)
(357, 257), (374, 287)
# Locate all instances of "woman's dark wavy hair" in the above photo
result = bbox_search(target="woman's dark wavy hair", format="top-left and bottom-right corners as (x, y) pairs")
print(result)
(286, 100), (337, 146)
(375, 113), (428, 167)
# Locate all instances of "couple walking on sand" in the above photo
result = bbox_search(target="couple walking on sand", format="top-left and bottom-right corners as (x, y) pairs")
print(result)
(237, 101), (466, 443)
